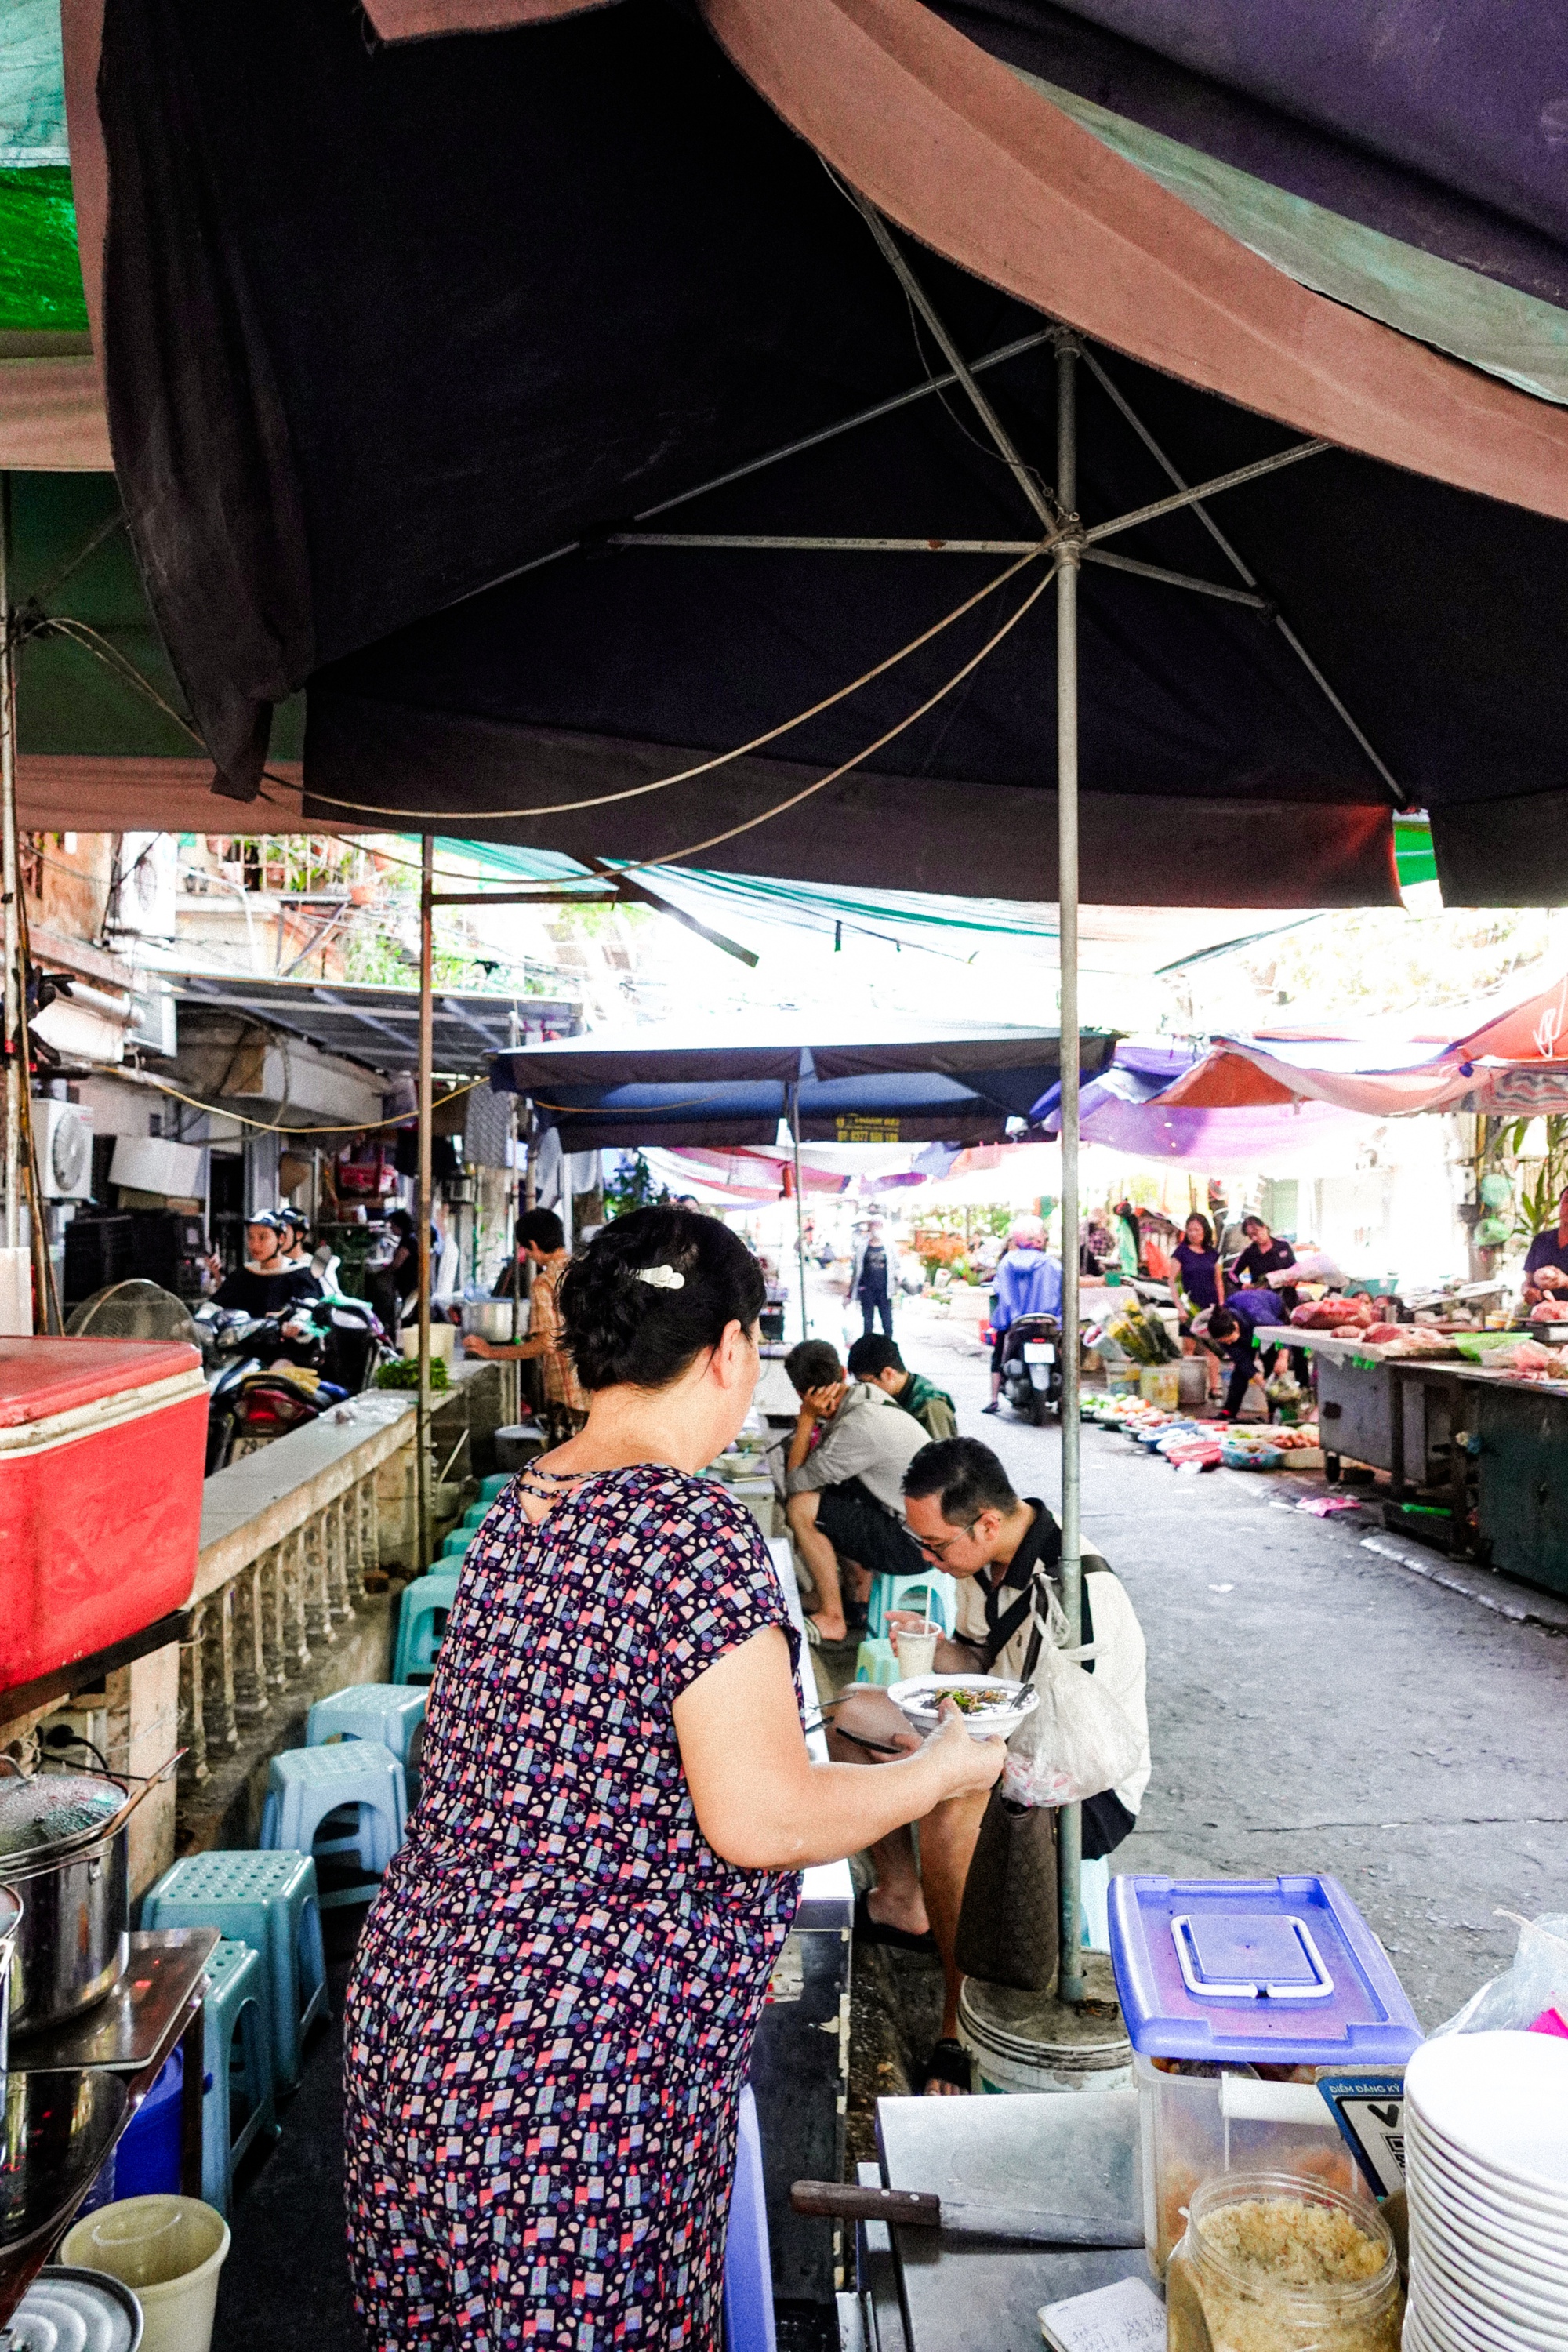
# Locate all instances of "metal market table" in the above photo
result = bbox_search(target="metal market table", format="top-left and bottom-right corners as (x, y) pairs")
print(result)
(871, 2089), (1146, 2351)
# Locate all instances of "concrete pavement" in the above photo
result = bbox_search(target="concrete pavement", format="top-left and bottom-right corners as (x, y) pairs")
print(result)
(875, 1302), (1568, 2030)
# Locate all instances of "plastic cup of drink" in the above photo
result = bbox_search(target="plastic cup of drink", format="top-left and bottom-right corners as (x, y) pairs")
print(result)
(894, 1628), (938, 1679)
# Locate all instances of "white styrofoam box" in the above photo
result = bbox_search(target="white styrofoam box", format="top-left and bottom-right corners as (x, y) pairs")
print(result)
(109, 1134), (205, 1200)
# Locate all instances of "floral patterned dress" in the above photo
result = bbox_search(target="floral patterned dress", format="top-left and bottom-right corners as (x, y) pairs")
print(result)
(344, 1464), (801, 2351)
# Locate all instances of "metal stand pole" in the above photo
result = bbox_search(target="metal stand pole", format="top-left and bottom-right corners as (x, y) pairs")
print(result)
(416, 835), (434, 1570)
(789, 1083), (810, 1342)
(0, 475), (19, 1263)
(1054, 336), (1085, 2005)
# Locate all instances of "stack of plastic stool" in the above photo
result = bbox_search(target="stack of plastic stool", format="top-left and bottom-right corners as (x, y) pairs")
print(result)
(201, 1937), (278, 2214)
(307, 1685), (427, 1807)
(723, 2086), (775, 2352)
(260, 1741), (405, 1908)
(143, 1851), (327, 2092)
(866, 1568), (956, 1641)
(392, 1566), (459, 1683)
(438, 1532), (472, 1563)
(477, 1473), (510, 1505)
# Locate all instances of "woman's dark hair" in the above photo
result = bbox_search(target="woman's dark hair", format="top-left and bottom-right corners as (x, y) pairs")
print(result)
(1182, 1213), (1216, 1250)
(1206, 1305), (1238, 1341)
(559, 1207), (766, 1392)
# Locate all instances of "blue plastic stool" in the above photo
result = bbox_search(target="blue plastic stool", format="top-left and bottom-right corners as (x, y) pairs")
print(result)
(143, 1851), (328, 2092)
(438, 1533), (472, 1563)
(853, 1637), (900, 1687)
(201, 1937), (278, 2215)
(866, 1569), (956, 1641)
(477, 1474), (510, 1504)
(307, 1684), (427, 1805)
(723, 2086), (775, 2352)
(392, 1568), (459, 1684)
(260, 1742), (405, 1908)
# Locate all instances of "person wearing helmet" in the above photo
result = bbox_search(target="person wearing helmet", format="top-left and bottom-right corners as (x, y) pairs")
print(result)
(277, 1206), (313, 1268)
(982, 1218), (1062, 1414)
(209, 1211), (320, 1317)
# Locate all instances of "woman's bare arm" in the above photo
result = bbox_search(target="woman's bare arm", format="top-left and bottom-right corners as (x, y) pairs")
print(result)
(673, 1627), (1002, 1871)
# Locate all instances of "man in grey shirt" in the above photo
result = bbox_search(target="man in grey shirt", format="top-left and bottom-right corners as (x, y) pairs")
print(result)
(783, 1339), (927, 1643)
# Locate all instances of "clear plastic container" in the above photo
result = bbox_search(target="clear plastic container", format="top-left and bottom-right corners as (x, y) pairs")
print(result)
(1166, 2170), (1402, 2352)
(1137, 2053), (1360, 2278)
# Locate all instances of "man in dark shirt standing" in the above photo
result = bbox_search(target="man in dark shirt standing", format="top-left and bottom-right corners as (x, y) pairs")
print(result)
(851, 1218), (895, 1338)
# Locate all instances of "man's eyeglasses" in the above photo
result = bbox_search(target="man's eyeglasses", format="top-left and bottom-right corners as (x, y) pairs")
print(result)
(916, 1521), (978, 1560)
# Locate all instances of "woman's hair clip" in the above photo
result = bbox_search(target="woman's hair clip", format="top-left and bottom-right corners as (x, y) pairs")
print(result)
(633, 1264), (685, 1291)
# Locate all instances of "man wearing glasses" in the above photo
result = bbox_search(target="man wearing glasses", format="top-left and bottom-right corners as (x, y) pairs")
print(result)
(827, 1436), (1148, 2096)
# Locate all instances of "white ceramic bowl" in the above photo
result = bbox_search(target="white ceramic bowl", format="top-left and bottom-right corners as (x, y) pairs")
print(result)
(1409, 2212), (1568, 2328)
(1412, 2255), (1566, 2352)
(1409, 2114), (1568, 2225)
(887, 1674), (1039, 1740)
(1406, 2034), (1568, 2196)
(1408, 2139), (1568, 2262)
(1408, 2177), (1568, 2283)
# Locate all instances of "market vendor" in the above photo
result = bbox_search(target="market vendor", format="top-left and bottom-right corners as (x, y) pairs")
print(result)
(1201, 1284), (1286, 1420)
(344, 1207), (1004, 2349)
(463, 1207), (589, 1446)
(827, 1437), (1149, 2096)
(1171, 1211), (1225, 1315)
(1230, 1212), (1298, 1302)
(847, 1333), (959, 1439)
(1522, 1186), (1568, 1305)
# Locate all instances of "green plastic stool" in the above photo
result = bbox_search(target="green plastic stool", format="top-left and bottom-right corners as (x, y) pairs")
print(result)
(438, 1533), (472, 1563)
(478, 1474), (510, 1504)
(866, 1570), (956, 1641)
(143, 1851), (327, 2092)
(853, 1637), (900, 1686)
(201, 1937), (278, 2213)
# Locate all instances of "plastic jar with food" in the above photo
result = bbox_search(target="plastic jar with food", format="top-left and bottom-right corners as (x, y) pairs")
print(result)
(1165, 2171), (1402, 2352)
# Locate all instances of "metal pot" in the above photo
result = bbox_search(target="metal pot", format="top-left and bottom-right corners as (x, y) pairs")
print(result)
(0, 1880), (23, 2063)
(461, 1296), (524, 1342)
(0, 1757), (180, 2039)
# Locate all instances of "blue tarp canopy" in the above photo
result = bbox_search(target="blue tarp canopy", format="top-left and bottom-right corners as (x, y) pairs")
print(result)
(491, 1028), (1115, 1152)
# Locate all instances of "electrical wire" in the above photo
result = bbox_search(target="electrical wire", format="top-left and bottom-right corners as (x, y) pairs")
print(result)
(136, 1073), (485, 1137)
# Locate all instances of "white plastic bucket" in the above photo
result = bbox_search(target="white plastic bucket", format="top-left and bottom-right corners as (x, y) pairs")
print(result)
(959, 1957), (1133, 2097)
(61, 2198), (230, 2352)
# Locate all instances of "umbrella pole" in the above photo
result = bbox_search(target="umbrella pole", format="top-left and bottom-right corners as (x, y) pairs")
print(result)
(417, 833), (434, 1570)
(0, 474), (18, 1264)
(789, 1083), (810, 1342)
(1054, 335), (1085, 2005)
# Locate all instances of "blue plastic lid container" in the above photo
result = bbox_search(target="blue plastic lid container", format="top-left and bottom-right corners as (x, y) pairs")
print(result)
(1107, 1874), (1421, 2067)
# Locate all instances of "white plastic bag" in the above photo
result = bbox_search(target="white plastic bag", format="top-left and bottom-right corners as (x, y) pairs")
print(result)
(1001, 1583), (1144, 1809)
(1429, 1911), (1568, 2037)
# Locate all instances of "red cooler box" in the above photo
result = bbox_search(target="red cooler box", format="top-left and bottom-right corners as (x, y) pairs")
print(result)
(0, 1338), (207, 1694)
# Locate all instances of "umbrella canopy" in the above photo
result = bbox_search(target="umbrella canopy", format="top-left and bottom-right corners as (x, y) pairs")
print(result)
(1145, 973), (1568, 1123)
(492, 1026), (1112, 1150)
(60, 0), (1568, 904)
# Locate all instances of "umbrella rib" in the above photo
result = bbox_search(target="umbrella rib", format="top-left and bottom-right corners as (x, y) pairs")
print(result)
(1083, 441), (1328, 543)
(845, 191), (1062, 535)
(439, 329), (1056, 608)
(1078, 349), (1404, 804)
(608, 533), (1042, 554)
(1080, 548), (1270, 608)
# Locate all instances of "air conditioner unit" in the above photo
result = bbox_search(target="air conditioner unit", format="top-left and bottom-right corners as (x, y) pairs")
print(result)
(37, 1099), (95, 1200)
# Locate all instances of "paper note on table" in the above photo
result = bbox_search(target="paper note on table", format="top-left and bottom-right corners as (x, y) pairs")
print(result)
(1039, 2274), (1166, 2352)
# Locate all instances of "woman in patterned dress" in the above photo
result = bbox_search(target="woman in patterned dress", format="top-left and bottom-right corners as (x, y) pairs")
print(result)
(345, 1207), (1000, 2350)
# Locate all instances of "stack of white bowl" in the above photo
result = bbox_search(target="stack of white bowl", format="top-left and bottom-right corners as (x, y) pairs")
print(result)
(1404, 2029), (1568, 2352)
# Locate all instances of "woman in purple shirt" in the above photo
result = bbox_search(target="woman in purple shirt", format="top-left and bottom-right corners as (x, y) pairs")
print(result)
(1170, 1213), (1225, 1315)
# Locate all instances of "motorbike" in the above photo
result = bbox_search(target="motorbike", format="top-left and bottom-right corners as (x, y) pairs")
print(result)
(198, 1287), (397, 1472)
(996, 1311), (1064, 1425)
